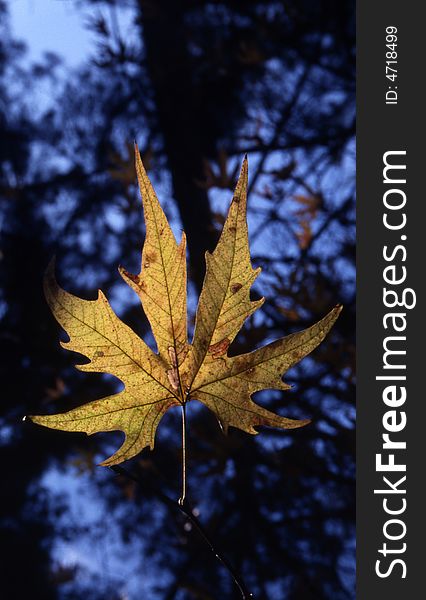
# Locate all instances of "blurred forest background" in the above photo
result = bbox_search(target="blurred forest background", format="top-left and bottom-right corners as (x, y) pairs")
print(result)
(0, 0), (355, 598)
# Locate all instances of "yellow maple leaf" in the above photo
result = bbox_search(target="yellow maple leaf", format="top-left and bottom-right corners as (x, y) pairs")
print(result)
(30, 147), (341, 467)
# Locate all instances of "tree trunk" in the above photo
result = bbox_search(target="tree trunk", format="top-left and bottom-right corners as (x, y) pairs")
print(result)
(137, 0), (218, 291)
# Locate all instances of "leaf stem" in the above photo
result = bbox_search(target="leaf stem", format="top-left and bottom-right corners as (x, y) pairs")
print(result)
(179, 402), (187, 506)
(110, 465), (254, 600)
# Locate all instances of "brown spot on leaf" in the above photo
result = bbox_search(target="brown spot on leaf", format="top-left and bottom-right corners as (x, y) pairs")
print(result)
(168, 346), (178, 368)
(122, 270), (140, 284)
(94, 350), (105, 358)
(247, 367), (255, 375)
(122, 269), (146, 291)
(146, 250), (157, 263)
(229, 226), (236, 233)
(231, 283), (242, 294)
(167, 368), (179, 390)
(208, 338), (230, 359)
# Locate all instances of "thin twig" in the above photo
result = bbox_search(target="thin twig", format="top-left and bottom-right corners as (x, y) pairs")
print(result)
(109, 464), (254, 599)
(247, 67), (310, 199)
(179, 402), (187, 506)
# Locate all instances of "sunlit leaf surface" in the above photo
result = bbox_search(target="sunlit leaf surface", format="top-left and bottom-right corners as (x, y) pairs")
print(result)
(30, 147), (341, 465)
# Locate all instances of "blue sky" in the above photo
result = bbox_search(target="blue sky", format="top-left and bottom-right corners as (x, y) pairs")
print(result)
(10, 0), (92, 65)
